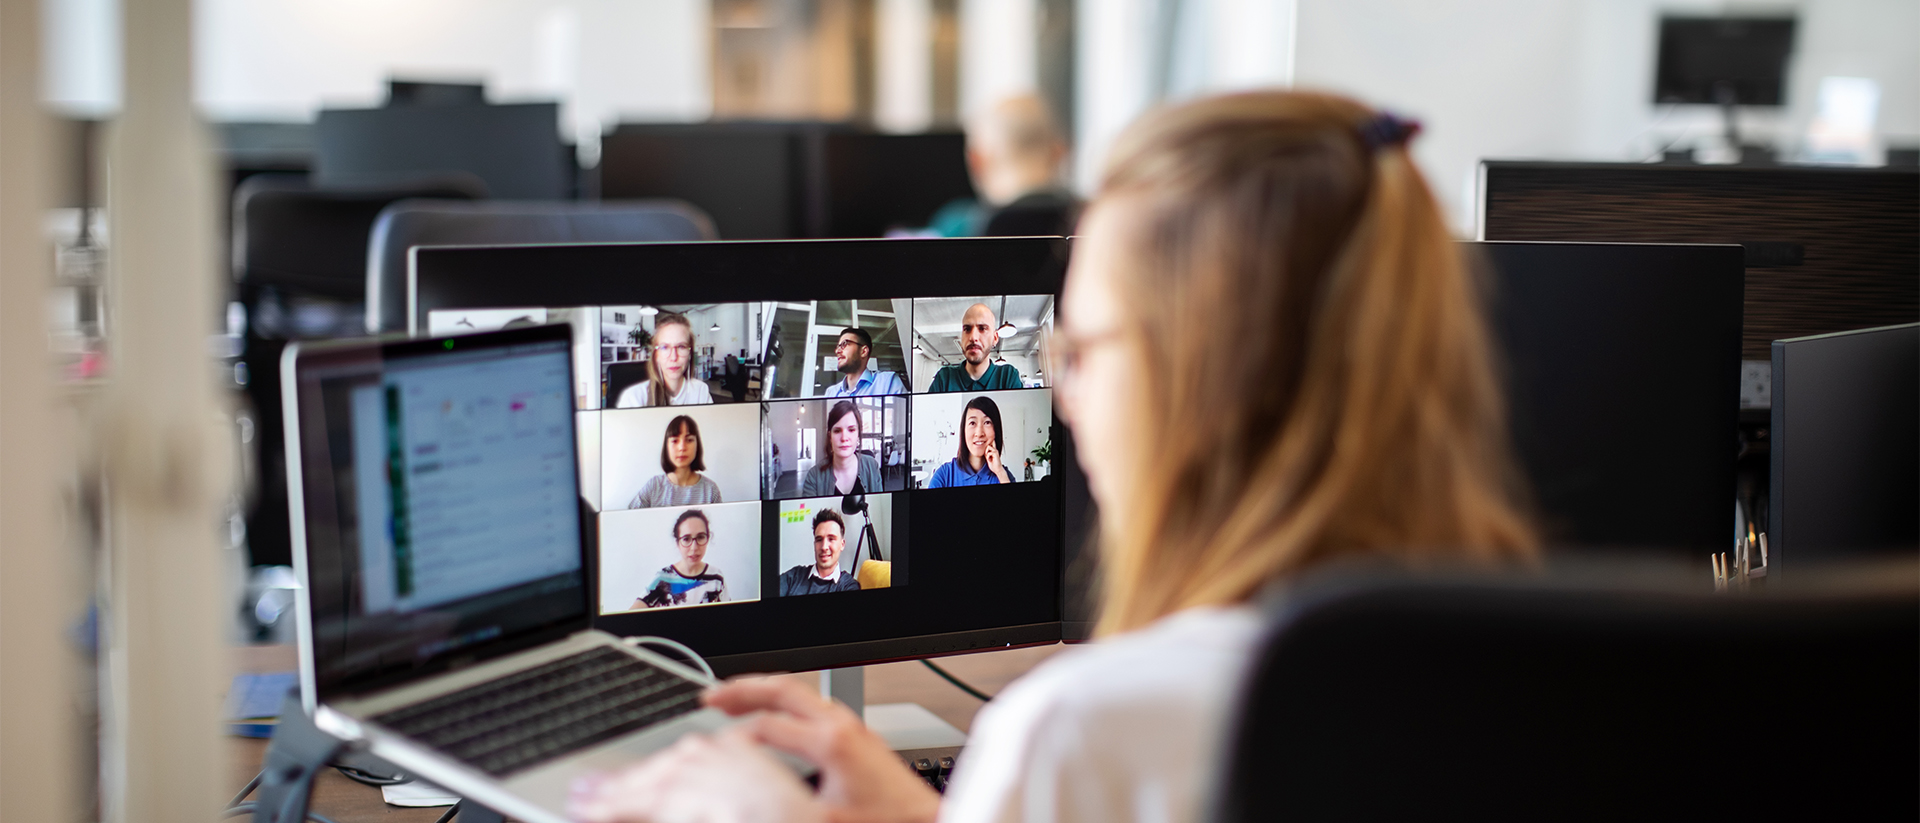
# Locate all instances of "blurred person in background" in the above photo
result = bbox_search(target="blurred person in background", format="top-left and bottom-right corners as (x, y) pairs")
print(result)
(571, 89), (1538, 823)
(925, 94), (1081, 238)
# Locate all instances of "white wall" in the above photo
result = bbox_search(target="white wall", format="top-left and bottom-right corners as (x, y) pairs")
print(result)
(191, 0), (710, 152)
(1290, 0), (1920, 232)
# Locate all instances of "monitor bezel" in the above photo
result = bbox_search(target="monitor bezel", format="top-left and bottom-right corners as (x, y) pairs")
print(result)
(411, 237), (1078, 675)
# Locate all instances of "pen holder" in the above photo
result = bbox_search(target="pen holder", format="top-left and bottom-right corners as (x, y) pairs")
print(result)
(1712, 532), (1768, 593)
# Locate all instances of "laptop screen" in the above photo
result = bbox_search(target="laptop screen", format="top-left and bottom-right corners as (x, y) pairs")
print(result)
(290, 326), (587, 698)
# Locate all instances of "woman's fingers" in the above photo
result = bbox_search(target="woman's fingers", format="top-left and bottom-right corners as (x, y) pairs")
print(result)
(703, 678), (839, 721)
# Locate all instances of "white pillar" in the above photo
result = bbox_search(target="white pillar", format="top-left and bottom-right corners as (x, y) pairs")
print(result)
(1, 0), (83, 818)
(1074, 0), (1155, 193)
(960, 0), (1039, 121)
(877, 0), (936, 132)
(100, 0), (228, 817)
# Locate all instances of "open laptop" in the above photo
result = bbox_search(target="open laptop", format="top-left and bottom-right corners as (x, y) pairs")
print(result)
(282, 324), (735, 822)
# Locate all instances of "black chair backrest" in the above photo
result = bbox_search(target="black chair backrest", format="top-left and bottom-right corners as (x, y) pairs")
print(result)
(233, 172), (484, 306)
(1215, 566), (1919, 821)
(231, 172), (481, 568)
(606, 361), (652, 408)
(364, 199), (716, 333)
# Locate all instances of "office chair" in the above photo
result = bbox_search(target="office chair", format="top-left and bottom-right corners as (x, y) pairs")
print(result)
(364, 199), (717, 333)
(1212, 562), (1918, 822)
(231, 172), (484, 568)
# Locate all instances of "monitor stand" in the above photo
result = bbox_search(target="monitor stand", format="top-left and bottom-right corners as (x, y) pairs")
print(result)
(821, 666), (967, 754)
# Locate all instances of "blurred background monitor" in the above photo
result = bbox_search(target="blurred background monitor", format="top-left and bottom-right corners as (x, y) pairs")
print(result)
(1477, 242), (1744, 555)
(819, 132), (975, 237)
(597, 123), (974, 240)
(387, 79), (486, 107)
(1654, 16), (1797, 106)
(1770, 323), (1920, 567)
(314, 102), (570, 199)
(597, 123), (809, 240)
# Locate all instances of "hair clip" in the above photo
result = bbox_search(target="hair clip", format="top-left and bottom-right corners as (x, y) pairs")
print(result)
(1359, 111), (1422, 151)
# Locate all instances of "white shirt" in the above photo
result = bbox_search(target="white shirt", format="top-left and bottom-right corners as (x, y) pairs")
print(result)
(940, 606), (1266, 823)
(615, 378), (713, 408)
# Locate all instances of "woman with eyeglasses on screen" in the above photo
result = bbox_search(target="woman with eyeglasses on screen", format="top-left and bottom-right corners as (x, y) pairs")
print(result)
(925, 396), (1014, 488)
(800, 400), (884, 497)
(617, 312), (714, 408)
(629, 415), (722, 509)
(634, 509), (727, 610)
(572, 91), (1538, 823)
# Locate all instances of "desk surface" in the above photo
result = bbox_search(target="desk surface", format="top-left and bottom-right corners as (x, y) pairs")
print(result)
(230, 643), (1063, 821)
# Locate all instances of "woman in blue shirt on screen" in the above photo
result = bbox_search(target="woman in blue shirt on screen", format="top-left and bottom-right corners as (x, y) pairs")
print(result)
(926, 395), (1015, 487)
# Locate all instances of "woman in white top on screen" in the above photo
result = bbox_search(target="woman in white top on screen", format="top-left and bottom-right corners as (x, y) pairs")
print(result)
(617, 312), (714, 408)
(569, 91), (1540, 823)
(628, 415), (722, 509)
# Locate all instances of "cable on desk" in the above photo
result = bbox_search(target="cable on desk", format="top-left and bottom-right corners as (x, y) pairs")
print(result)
(921, 659), (995, 701)
(229, 771), (263, 808)
(333, 764), (410, 786)
(223, 802), (343, 823)
(622, 635), (716, 680)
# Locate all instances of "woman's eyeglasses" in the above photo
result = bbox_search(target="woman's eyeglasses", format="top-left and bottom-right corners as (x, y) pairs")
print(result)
(1050, 326), (1127, 391)
(675, 531), (711, 547)
(655, 343), (692, 357)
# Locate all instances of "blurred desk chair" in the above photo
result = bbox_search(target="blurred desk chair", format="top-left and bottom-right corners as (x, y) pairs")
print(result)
(364, 199), (716, 333)
(603, 361), (653, 409)
(1213, 563), (1918, 822)
(231, 172), (484, 569)
(981, 189), (1080, 237)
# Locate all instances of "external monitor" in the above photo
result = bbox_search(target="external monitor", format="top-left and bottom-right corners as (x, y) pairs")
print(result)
(411, 238), (1074, 674)
(315, 103), (570, 200)
(1476, 242), (1745, 554)
(1769, 323), (1920, 566)
(1654, 16), (1797, 106)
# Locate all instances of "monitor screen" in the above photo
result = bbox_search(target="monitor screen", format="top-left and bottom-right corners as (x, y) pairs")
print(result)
(289, 326), (588, 698)
(1654, 17), (1797, 106)
(414, 239), (1073, 674)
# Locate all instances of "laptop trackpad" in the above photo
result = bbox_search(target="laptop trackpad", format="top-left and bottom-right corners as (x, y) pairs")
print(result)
(504, 708), (734, 813)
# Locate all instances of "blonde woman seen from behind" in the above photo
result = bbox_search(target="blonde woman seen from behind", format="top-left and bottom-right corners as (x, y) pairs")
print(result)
(569, 90), (1538, 823)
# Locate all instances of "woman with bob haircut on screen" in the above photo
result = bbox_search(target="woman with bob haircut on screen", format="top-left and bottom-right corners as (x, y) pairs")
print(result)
(800, 400), (885, 497)
(570, 90), (1539, 823)
(629, 415), (722, 509)
(617, 312), (714, 408)
(925, 395), (1015, 488)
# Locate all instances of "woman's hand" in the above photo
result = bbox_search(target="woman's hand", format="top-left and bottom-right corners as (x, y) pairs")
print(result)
(707, 678), (942, 823)
(569, 725), (824, 823)
(982, 442), (1011, 483)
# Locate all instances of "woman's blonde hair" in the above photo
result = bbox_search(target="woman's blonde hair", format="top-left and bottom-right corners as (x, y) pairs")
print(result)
(1090, 91), (1537, 635)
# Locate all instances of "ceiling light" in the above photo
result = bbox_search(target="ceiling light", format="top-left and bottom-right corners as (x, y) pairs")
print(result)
(639, 306), (659, 317)
(710, 323), (721, 332)
(998, 321), (1017, 335)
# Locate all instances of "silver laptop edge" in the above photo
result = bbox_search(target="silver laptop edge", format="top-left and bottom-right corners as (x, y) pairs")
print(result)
(281, 332), (743, 823)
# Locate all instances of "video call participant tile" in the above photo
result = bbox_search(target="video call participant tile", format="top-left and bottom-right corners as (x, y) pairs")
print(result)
(599, 303), (759, 408)
(910, 389), (1053, 488)
(761, 396), (909, 500)
(601, 403), (760, 512)
(909, 295), (1053, 393)
(774, 494), (897, 597)
(598, 502), (761, 615)
(759, 299), (913, 399)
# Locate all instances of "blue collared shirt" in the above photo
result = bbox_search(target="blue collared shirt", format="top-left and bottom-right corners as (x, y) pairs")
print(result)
(824, 368), (906, 397)
(925, 457), (1016, 488)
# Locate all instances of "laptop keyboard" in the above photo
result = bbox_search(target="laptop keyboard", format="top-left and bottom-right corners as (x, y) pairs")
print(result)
(372, 646), (707, 777)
